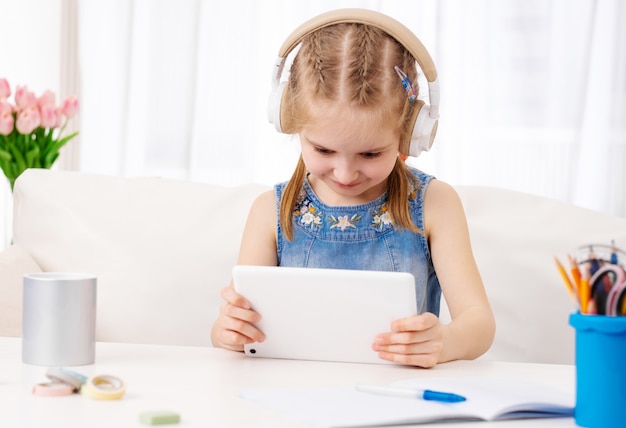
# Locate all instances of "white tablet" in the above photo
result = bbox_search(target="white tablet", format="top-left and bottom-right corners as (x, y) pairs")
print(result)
(232, 265), (417, 365)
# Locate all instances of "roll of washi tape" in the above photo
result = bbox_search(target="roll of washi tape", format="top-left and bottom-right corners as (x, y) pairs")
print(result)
(82, 375), (126, 400)
(46, 367), (85, 392)
(60, 367), (89, 384)
(32, 382), (75, 397)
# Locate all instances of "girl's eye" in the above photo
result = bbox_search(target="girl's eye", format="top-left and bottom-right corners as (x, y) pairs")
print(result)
(361, 152), (381, 159)
(314, 147), (333, 155)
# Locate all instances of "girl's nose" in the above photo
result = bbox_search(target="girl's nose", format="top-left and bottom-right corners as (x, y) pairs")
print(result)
(333, 159), (358, 184)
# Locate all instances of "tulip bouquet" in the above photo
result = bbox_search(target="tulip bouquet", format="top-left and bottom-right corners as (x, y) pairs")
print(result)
(0, 78), (79, 190)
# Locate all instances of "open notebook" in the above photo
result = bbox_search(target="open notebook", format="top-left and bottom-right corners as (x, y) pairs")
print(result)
(232, 265), (417, 365)
(239, 377), (574, 427)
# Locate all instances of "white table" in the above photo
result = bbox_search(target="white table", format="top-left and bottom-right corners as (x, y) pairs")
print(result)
(0, 337), (578, 427)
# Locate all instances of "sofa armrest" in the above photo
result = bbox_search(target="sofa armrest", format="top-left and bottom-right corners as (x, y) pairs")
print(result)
(0, 244), (42, 337)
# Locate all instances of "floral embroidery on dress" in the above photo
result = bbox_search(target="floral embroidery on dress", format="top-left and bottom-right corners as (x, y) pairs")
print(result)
(328, 214), (362, 231)
(300, 205), (323, 228)
(371, 203), (393, 231)
(295, 192), (323, 229)
(292, 180), (421, 233)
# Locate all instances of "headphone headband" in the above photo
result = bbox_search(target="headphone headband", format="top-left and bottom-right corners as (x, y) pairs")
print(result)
(277, 8), (438, 83)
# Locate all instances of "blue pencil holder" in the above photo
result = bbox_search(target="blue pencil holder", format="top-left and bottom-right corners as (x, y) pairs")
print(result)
(569, 313), (626, 428)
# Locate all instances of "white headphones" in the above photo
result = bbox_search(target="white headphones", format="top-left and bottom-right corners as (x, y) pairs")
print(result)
(268, 8), (440, 157)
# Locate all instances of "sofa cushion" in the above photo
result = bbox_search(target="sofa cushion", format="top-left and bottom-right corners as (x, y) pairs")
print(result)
(12, 169), (267, 346)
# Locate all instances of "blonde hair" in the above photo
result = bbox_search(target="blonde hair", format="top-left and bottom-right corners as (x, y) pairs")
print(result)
(280, 23), (421, 240)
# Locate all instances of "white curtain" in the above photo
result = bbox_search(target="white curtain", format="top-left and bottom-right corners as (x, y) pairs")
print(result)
(2, 0), (625, 249)
(77, 0), (626, 209)
(427, 0), (626, 215)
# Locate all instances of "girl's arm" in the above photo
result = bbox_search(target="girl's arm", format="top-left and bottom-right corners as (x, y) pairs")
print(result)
(210, 190), (278, 350)
(425, 179), (496, 363)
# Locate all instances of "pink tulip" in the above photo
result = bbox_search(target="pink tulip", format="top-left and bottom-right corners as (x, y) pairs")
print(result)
(0, 100), (11, 115)
(40, 105), (58, 128)
(61, 95), (79, 118)
(0, 101), (14, 135)
(16, 106), (41, 134)
(38, 90), (56, 108)
(54, 107), (64, 128)
(0, 78), (10, 99)
(15, 85), (37, 110)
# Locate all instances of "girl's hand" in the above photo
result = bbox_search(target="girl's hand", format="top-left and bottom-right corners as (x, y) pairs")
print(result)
(372, 312), (443, 368)
(211, 286), (266, 351)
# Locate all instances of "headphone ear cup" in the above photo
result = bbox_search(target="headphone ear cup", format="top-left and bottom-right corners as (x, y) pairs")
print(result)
(409, 103), (438, 157)
(268, 81), (287, 133)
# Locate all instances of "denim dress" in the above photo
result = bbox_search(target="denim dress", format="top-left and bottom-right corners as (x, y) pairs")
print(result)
(275, 168), (441, 315)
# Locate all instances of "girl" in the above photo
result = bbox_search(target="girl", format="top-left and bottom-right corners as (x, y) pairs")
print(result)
(211, 9), (495, 368)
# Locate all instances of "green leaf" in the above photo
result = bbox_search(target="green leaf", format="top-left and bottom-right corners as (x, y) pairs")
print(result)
(8, 144), (27, 177)
(0, 151), (12, 180)
(0, 134), (11, 149)
(45, 152), (60, 168)
(43, 131), (79, 168)
(25, 146), (40, 167)
(0, 148), (11, 162)
(56, 131), (79, 146)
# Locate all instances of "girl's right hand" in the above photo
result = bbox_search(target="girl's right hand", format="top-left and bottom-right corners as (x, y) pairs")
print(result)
(210, 285), (266, 351)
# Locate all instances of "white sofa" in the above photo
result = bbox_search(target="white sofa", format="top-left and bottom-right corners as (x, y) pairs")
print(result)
(2, 169), (626, 365)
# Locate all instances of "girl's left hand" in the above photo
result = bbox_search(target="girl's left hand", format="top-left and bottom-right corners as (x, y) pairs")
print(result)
(372, 312), (443, 368)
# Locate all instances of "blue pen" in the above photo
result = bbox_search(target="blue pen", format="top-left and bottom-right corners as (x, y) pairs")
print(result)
(356, 384), (467, 403)
(610, 240), (618, 265)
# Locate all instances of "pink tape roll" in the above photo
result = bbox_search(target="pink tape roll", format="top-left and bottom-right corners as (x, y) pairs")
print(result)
(32, 382), (74, 397)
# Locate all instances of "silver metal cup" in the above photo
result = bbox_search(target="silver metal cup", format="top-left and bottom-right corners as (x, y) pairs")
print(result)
(22, 273), (97, 366)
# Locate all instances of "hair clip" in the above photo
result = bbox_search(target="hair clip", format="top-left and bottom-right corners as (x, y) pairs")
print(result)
(394, 66), (417, 103)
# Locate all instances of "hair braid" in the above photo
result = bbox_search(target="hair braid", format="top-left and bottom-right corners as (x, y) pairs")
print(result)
(310, 31), (326, 96)
(353, 24), (375, 104)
